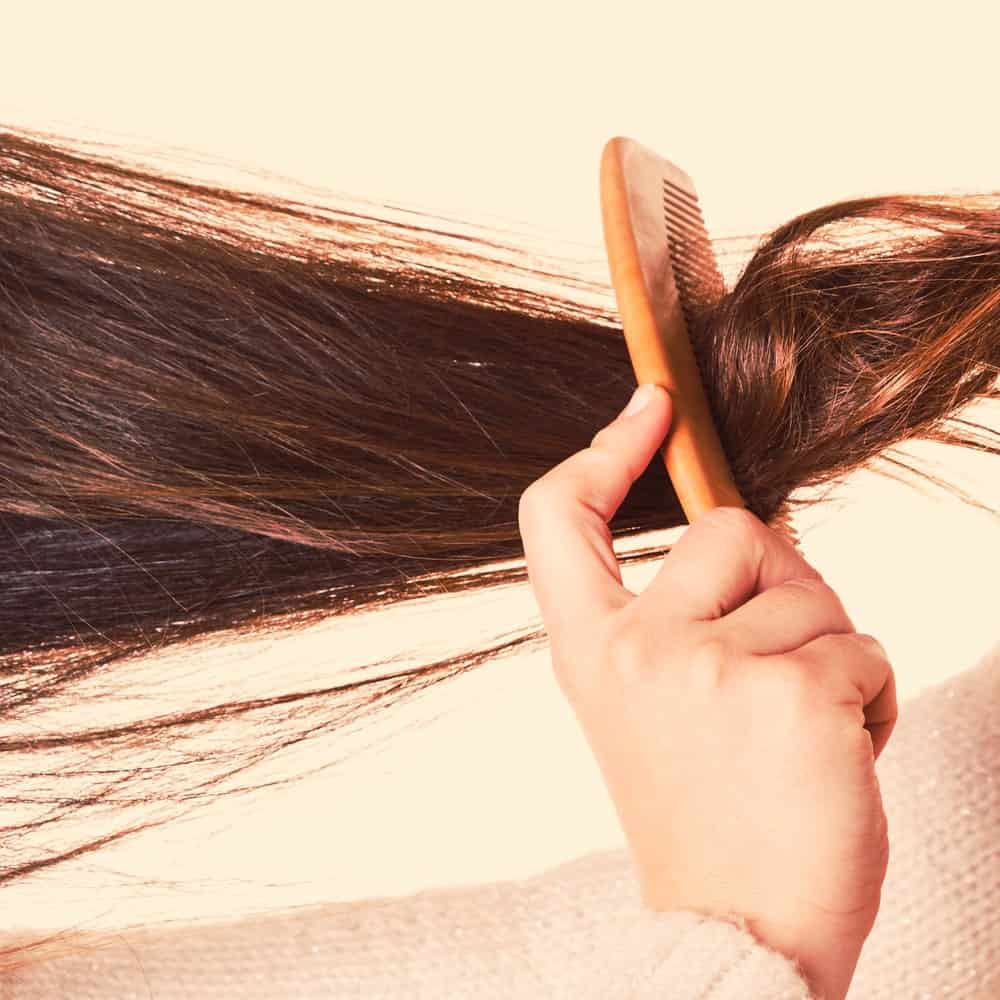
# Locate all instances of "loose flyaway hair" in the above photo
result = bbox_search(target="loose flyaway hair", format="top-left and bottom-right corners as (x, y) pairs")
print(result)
(1, 126), (998, 932)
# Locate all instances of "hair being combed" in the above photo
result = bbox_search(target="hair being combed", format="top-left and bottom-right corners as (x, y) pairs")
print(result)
(1, 125), (998, 934)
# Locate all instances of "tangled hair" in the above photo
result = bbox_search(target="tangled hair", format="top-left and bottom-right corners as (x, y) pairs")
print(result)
(1, 125), (998, 941)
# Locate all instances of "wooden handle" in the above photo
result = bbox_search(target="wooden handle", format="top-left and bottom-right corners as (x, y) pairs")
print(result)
(599, 137), (745, 522)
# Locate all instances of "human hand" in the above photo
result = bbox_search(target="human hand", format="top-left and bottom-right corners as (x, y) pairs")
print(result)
(517, 383), (899, 1000)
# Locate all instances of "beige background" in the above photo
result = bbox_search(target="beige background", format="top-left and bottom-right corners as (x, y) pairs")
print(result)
(1, 1), (998, 933)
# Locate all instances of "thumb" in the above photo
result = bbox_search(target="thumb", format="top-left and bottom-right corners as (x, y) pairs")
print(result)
(519, 382), (672, 639)
(590, 382), (674, 478)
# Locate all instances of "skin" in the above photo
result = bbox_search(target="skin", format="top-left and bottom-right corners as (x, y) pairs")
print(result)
(517, 383), (899, 1000)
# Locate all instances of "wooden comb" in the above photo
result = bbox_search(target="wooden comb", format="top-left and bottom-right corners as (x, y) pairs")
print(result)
(599, 136), (745, 524)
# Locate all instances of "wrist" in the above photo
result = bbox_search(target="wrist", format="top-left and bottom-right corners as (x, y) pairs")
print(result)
(755, 924), (865, 1000)
(638, 883), (870, 1000)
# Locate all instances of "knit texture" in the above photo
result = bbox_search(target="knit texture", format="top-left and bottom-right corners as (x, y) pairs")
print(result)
(3, 641), (998, 999)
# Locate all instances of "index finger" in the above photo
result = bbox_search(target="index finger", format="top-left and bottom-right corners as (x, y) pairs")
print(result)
(638, 505), (824, 623)
(517, 384), (672, 640)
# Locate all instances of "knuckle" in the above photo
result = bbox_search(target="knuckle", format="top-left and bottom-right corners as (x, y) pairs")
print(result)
(589, 422), (614, 450)
(518, 478), (545, 512)
(689, 635), (732, 676)
(854, 632), (890, 660)
(785, 575), (832, 597)
(786, 576), (849, 617)
(698, 506), (773, 558)
(602, 624), (651, 687)
(757, 655), (816, 716)
(700, 505), (760, 539)
(601, 625), (740, 696)
(588, 430), (646, 484)
(683, 634), (737, 695)
(517, 479), (554, 528)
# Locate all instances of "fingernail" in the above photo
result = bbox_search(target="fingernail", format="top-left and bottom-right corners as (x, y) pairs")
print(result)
(621, 383), (659, 418)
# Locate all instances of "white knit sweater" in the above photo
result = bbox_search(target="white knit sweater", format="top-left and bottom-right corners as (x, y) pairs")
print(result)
(4, 641), (998, 999)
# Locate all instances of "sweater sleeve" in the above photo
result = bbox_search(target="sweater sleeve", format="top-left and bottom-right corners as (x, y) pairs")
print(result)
(592, 907), (815, 999)
(0, 855), (815, 999)
(4, 640), (998, 1000)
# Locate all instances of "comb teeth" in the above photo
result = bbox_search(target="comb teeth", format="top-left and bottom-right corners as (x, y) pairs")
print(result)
(661, 177), (725, 331)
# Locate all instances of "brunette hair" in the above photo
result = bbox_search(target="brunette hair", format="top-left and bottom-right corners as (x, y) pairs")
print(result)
(1, 124), (998, 925)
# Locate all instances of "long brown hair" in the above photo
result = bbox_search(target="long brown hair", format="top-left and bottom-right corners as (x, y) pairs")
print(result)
(1, 124), (998, 914)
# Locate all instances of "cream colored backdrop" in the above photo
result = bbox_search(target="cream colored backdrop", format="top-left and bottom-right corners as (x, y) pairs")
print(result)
(1, 0), (998, 934)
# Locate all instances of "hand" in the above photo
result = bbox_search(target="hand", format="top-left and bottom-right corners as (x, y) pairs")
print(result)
(517, 383), (899, 1000)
